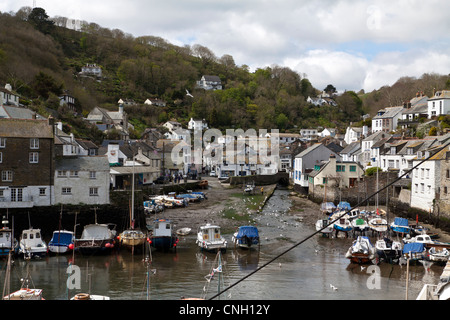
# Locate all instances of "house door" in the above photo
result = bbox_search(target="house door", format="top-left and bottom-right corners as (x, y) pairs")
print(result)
(349, 178), (357, 188)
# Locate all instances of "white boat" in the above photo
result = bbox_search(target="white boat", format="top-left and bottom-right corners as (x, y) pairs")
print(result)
(176, 227), (192, 236)
(345, 236), (376, 264)
(232, 226), (260, 249)
(375, 238), (403, 262)
(315, 219), (334, 235)
(196, 224), (227, 252)
(332, 217), (352, 235)
(390, 217), (411, 235)
(18, 228), (47, 259)
(0, 216), (18, 257)
(368, 217), (388, 233)
(48, 230), (74, 254)
(74, 223), (117, 255)
(351, 216), (369, 234)
(4, 287), (44, 300)
(403, 234), (434, 245)
(427, 247), (450, 263)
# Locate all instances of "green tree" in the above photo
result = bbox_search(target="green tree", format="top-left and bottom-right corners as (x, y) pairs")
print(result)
(27, 7), (55, 34)
(32, 71), (63, 99)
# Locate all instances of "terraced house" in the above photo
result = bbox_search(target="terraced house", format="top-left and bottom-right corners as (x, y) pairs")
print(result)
(0, 118), (55, 208)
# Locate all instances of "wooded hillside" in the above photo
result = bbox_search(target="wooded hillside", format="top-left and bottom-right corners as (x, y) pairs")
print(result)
(0, 7), (448, 141)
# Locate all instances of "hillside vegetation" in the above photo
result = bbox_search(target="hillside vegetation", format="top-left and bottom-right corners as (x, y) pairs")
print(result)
(0, 7), (449, 142)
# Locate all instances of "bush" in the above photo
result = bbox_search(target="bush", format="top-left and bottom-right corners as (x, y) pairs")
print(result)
(365, 167), (381, 176)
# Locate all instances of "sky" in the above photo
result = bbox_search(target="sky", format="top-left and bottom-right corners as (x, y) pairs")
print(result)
(1, 0), (450, 93)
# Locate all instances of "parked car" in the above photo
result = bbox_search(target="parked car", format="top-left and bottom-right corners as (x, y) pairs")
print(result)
(209, 171), (216, 177)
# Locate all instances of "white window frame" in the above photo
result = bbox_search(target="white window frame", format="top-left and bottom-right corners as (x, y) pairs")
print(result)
(0, 138), (5, 148)
(1, 171), (13, 182)
(29, 152), (39, 164)
(62, 187), (72, 195)
(89, 187), (99, 196)
(30, 138), (39, 149)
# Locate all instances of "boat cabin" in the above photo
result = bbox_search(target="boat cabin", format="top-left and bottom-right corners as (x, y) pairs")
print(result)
(21, 229), (43, 243)
(199, 224), (222, 241)
(152, 219), (173, 237)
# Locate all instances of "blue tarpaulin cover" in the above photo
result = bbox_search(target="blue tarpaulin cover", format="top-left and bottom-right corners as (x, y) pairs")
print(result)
(394, 217), (409, 226)
(337, 201), (351, 210)
(49, 232), (73, 245)
(403, 242), (425, 254)
(236, 226), (259, 239)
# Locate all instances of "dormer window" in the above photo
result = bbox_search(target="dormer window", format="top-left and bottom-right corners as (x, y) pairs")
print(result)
(390, 147), (396, 155)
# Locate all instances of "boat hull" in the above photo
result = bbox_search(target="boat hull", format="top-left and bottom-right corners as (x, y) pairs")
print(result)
(48, 244), (71, 254)
(18, 246), (47, 259)
(74, 239), (115, 255)
(150, 236), (178, 251)
(196, 239), (227, 253)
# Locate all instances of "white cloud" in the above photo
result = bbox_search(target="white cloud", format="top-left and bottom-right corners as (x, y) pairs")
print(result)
(1, 0), (449, 92)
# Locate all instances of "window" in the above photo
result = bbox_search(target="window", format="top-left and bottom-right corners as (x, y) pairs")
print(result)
(30, 138), (39, 149)
(69, 171), (79, 177)
(57, 171), (67, 177)
(11, 188), (23, 202)
(62, 187), (72, 195)
(336, 165), (345, 172)
(29, 152), (39, 163)
(89, 187), (98, 196)
(0, 152), (2, 163)
(89, 171), (96, 179)
(350, 165), (356, 172)
(0, 138), (5, 148)
(1, 171), (13, 182)
(39, 188), (46, 196)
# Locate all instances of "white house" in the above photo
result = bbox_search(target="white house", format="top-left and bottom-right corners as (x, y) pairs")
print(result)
(299, 128), (319, 141)
(319, 128), (336, 138)
(344, 126), (368, 145)
(163, 121), (182, 132)
(80, 63), (102, 78)
(144, 98), (166, 107)
(428, 90), (450, 118)
(188, 118), (208, 131)
(0, 84), (20, 107)
(54, 156), (110, 205)
(196, 75), (222, 90)
(372, 106), (403, 133)
(410, 145), (448, 212)
(361, 131), (392, 168)
(293, 143), (342, 189)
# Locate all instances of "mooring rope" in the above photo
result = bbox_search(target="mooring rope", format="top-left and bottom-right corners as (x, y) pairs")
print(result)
(208, 139), (450, 300)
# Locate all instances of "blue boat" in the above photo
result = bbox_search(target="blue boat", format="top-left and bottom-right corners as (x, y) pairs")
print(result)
(390, 217), (411, 235)
(148, 219), (178, 252)
(232, 226), (260, 249)
(336, 201), (351, 211)
(48, 230), (75, 254)
(402, 242), (426, 261)
(320, 202), (336, 214)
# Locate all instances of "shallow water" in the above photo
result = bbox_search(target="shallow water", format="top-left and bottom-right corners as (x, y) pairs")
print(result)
(0, 189), (443, 300)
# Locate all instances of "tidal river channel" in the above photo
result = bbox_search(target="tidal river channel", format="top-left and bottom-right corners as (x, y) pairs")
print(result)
(0, 189), (444, 300)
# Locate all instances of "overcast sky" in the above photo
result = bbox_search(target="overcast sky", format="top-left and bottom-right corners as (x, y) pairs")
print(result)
(2, 0), (450, 92)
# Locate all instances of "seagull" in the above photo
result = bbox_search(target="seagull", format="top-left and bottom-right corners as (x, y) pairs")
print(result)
(361, 266), (366, 272)
(330, 284), (338, 291)
(186, 89), (194, 98)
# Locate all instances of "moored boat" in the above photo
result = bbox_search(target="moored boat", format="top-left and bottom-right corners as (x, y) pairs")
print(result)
(147, 219), (179, 252)
(176, 227), (192, 236)
(315, 218), (334, 236)
(368, 217), (388, 233)
(0, 216), (18, 258)
(351, 216), (369, 234)
(427, 247), (449, 264)
(375, 237), (402, 262)
(18, 228), (47, 259)
(390, 217), (411, 235)
(345, 236), (376, 264)
(118, 229), (146, 252)
(402, 242), (427, 262)
(71, 293), (110, 300)
(333, 217), (352, 235)
(48, 230), (75, 254)
(74, 223), (117, 255)
(232, 226), (260, 249)
(320, 202), (336, 215)
(196, 223), (227, 253)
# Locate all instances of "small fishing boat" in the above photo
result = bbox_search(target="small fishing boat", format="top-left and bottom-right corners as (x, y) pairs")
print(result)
(196, 224), (227, 253)
(368, 217), (388, 233)
(147, 219), (179, 252)
(143, 199), (165, 214)
(351, 216), (369, 234)
(4, 287), (44, 300)
(176, 227), (192, 236)
(48, 230), (75, 254)
(345, 236), (376, 264)
(336, 201), (351, 212)
(232, 226), (260, 249)
(403, 242), (427, 262)
(0, 216), (18, 258)
(244, 183), (255, 194)
(375, 238), (403, 262)
(427, 247), (450, 264)
(74, 223), (117, 255)
(403, 234), (434, 245)
(333, 217), (352, 235)
(18, 228), (47, 259)
(118, 229), (146, 252)
(390, 217), (411, 235)
(315, 218), (334, 236)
